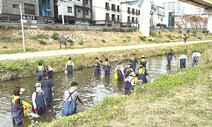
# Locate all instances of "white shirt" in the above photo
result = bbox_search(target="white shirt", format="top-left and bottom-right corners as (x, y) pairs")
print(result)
(125, 76), (136, 86)
(192, 52), (201, 59)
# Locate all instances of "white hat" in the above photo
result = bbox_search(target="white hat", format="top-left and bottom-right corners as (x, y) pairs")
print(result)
(142, 55), (145, 57)
(35, 83), (41, 88)
(19, 88), (25, 94)
(130, 72), (136, 77)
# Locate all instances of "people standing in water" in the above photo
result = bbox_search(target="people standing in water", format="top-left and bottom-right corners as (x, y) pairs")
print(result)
(114, 61), (124, 81)
(179, 51), (187, 69)
(40, 74), (54, 107)
(103, 58), (111, 75)
(94, 57), (102, 75)
(11, 85), (25, 126)
(130, 54), (138, 71)
(32, 83), (47, 115)
(136, 65), (148, 84)
(62, 82), (85, 116)
(167, 50), (176, 65)
(124, 63), (133, 78)
(140, 55), (147, 68)
(125, 72), (136, 95)
(44, 64), (54, 79)
(65, 57), (75, 74)
(36, 62), (45, 81)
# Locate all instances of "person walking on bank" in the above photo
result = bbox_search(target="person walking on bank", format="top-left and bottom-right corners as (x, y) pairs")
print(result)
(192, 50), (201, 66)
(140, 55), (147, 68)
(65, 57), (75, 74)
(103, 58), (111, 75)
(44, 64), (54, 79)
(167, 50), (176, 65)
(11, 85), (25, 126)
(130, 54), (138, 71)
(36, 62), (45, 81)
(40, 74), (54, 107)
(114, 61), (124, 81)
(62, 82), (85, 116)
(136, 65), (148, 84)
(94, 57), (102, 75)
(179, 51), (187, 68)
(32, 83), (47, 115)
(183, 34), (188, 43)
(125, 72), (136, 95)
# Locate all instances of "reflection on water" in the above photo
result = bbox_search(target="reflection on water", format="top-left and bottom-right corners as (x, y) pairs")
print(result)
(0, 54), (192, 127)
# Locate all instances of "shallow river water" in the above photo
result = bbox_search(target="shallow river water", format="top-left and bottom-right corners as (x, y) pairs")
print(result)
(0, 54), (193, 127)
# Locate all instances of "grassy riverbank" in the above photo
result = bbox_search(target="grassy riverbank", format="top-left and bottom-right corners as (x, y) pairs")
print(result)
(0, 42), (211, 81)
(0, 28), (212, 54)
(37, 48), (212, 127)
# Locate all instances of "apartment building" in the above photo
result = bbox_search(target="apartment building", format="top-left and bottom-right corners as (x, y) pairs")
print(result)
(0, 0), (54, 23)
(55, 0), (92, 24)
(150, 4), (165, 28)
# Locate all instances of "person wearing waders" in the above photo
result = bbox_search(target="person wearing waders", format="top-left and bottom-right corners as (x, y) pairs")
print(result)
(62, 82), (85, 116)
(136, 65), (148, 84)
(36, 62), (45, 81)
(40, 74), (54, 107)
(65, 57), (74, 74)
(103, 58), (111, 75)
(93, 57), (101, 75)
(32, 83), (47, 115)
(179, 51), (187, 68)
(130, 54), (137, 71)
(11, 85), (25, 126)
(114, 61), (124, 81)
(167, 50), (176, 65)
(125, 72), (136, 95)
(192, 50), (201, 66)
(140, 55), (147, 68)
(44, 64), (54, 79)
(124, 63), (133, 79)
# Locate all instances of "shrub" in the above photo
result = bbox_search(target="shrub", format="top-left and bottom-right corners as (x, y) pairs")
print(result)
(186, 30), (191, 34)
(202, 30), (209, 34)
(38, 40), (47, 45)
(51, 33), (60, 40)
(197, 37), (202, 39)
(101, 39), (106, 43)
(3, 46), (7, 48)
(0, 37), (13, 43)
(192, 34), (198, 37)
(79, 40), (84, 45)
(192, 30), (197, 34)
(150, 31), (157, 37)
(67, 39), (74, 46)
(139, 36), (146, 41)
(148, 39), (153, 42)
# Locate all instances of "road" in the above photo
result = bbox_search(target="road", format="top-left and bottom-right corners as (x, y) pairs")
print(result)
(0, 40), (211, 61)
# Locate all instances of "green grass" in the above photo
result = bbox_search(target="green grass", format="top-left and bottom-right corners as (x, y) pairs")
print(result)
(0, 48), (37, 54)
(37, 48), (212, 127)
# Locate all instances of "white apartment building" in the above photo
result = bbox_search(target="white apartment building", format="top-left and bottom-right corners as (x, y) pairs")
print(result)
(92, 0), (140, 27)
(150, 4), (165, 28)
(55, 0), (92, 24)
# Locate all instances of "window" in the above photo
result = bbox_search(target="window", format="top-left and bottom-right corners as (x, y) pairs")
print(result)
(112, 14), (115, 21)
(13, 4), (19, 8)
(105, 2), (110, 10)
(67, 7), (72, 13)
(106, 13), (110, 20)
(84, 0), (88, 4)
(136, 18), (138, 23)
(132, 8), (135, 15)
(24, 4), (35, 15)
(117, 15), (120, 22)
(132, 17), (135, 23)
(112, 4), (116, 11)
(78, 10), (81, 13)
(85, 10), (89, 15)
(138, 10), (140, 15)
(127, 16), (130, 23)
(77, 0), (80, 1)
(117, 6), (120, 12)
(127, 7), (131, 14)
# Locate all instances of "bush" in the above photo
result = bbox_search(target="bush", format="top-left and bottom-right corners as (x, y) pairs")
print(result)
(150, 31), (157, 37)
(148, 39), (153, 42)
(101, 39), (106, 43)
(192, 30), (197, 34)
(38, 40), (47, 45)
(139, 36), (146, 41)
(51, 33), (60, 40)
(3, 46), (7, 48)
(197, 37), (202, 39)
(202, 30), (209, 34)
(0, 37), (13, 43)
(192, 34), (198, 37)
(79, 41), (84, 45)
(67, 39), (74, 46)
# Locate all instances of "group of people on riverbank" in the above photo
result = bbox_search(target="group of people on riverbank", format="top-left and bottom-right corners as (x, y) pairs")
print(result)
(11, 50), (202, 126)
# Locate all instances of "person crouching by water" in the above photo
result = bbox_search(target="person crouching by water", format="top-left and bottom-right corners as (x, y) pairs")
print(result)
(125, 72), (136, 95)
(32, 83), (47, 115)
(11, 85), (25, 126)
(62, 82), (85, 116)
(65, 57), (75, 74)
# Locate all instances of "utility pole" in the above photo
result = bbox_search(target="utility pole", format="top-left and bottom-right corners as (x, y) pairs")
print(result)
(61, 0), (65, 25)
(20, 4), (26, 52)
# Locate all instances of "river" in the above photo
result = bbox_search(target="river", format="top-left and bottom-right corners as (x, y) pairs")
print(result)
(0, 54), (193, 127)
